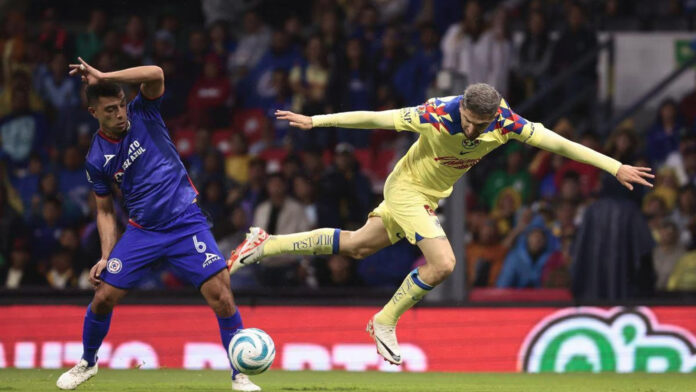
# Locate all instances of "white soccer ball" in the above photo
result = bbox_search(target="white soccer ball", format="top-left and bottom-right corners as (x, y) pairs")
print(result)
(229, 328), (275, 375)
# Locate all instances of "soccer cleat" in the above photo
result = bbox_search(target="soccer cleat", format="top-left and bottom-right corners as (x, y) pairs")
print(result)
(366, 315), (402, 365)
(232, 373), (261, 391)
(227, 227), (269, 275)
(56, 359), (98, 390)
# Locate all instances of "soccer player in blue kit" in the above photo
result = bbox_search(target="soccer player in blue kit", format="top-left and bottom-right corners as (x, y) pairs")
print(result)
(56, 58), (261, 391)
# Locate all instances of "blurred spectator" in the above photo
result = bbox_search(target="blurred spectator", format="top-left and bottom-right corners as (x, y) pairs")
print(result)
(318, 143), (373, 229)
(58, 227), (90, 288)
(605, 121), (639, 164)
(0, 182), (24, 263)
(351, 4), (382, 54)
(662, 135), (696, 186)
(217, 204), (250, 258)
(486, 7), (514, 97)
(666, 251), (696, 291)
(94, 29), (126, 71)
(0, 72), (48, 168)
(261, 69), (293, 144)
(490, 187), (522, 237)
(679, 73), (696, 128)
(572, 199), (655, 300)
(58, 146), (90, 223)
(441, 0), (489, 85)
(650, 220), (685, 291)
(145, 30), (177, 65)
(482, 143), (532, 208)
(597, 0), (640, 31)
(315, 254), (361, 287)
(652, 166), (680, 212)
(643, 192), (670, 241)
(46, 247), (78, 289)
(181, 30), (209, 87)
(289, 36), (330, 115)
(187, 54), (231, 128)
(550, 2), (597, 112)
(224, 132), (251, 185)
(646, 98), (686, 165)
(1, 237), (44, 288)
(328, 37), (375, 127)
(75, 9), (107, 62)
(283, 14), (304, 51)
(0, 69), (45, 118)
(466, 219), (507, 287)
(38, 8), (71, 56)
(292, 174), (319, 228)
(197, 150), (226, 189)
(199, 179), (227, 237)
(514, 10), (551, 102)
(236, 157), (268, 214)
(317, 10), (344, 65)
(121, 15), (146, 65)
(394, 23), (441, 106)
(228, 10), (271, 78)
(31, 196), (64, 266)
(243, 29), (300, 108)
(372, 26), (407, 91)
(542, 224), (576, 288)
(253, 172), (310, 285)
(10, 153), (42, 213)
(672, 185), (696, 247)
(208, 21), (234, 66)
(497, 215), (559, 288)
(186, 129), (213, 185)
(35, 52), (81, 146)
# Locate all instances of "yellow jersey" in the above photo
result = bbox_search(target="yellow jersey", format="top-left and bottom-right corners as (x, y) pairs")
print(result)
(391, 95), (542, 198)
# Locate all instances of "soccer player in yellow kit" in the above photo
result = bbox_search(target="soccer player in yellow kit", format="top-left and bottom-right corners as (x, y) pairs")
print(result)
(227, 83), (653, 365)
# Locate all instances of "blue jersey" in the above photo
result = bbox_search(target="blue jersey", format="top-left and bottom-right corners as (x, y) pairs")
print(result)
(85, 92), (198, 230)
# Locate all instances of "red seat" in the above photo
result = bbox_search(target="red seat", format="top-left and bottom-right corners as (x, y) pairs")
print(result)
(212, 128), (234, 155)
(232, 109), (266, 145)
(172, 128), (196, 158)
(372, 148), (396, 180)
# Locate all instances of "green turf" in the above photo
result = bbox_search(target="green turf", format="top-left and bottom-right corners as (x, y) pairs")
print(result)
(1, 369), (696, 392)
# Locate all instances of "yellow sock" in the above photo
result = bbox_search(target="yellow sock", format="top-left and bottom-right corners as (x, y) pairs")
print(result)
(375, 268), (433, 326)
(262, 228), (340, 257)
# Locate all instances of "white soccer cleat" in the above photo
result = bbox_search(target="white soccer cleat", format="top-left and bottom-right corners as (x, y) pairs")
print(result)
(366, 315), (402, 365)
(227, 227), (269, 275)
(232, 373), (261, 391)
(56, 359), (98, 390)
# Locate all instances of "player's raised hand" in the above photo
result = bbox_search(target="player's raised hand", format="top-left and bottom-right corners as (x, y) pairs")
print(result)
(89, 258), (108, 288)
(616, 165), (654, 191)
(69, 57), (103, 85)
(275, 110), (313, 130)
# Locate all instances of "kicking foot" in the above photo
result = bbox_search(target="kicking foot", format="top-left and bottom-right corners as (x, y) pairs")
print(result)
(227, 227), (269, 275)
(232, 373), (261, 391)
(366, 315), (402, 365)
(56, 359), (98, 390)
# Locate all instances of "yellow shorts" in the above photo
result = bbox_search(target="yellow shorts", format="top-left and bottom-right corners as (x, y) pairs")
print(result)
(368, 179), (446, 245)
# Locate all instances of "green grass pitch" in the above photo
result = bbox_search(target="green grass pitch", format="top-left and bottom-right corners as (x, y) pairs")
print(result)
(1, 369), (696, 391)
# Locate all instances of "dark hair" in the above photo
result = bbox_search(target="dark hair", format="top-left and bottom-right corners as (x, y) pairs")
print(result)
(461, 83), (501, 118)
(85, 82), (123, 106)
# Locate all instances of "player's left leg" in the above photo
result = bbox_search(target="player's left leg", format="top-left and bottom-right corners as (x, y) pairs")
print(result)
(167, 219), (260, 392)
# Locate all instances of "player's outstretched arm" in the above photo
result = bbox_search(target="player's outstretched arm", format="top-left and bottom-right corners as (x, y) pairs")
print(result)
(524, 124), (654, 191)
(90, 194), (119, 288)
(276, 109), (397, 130)
(69, 57), (164, 99)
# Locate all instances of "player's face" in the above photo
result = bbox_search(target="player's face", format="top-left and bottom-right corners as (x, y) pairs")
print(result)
(459, 106), (495, 140)
(90, 92), (128, 134)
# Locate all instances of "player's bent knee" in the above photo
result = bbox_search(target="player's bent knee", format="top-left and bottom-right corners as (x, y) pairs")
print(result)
(92, 288), (118, 314)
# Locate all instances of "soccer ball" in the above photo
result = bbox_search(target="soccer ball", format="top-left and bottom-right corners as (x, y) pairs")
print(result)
(229, 328), (275, 375)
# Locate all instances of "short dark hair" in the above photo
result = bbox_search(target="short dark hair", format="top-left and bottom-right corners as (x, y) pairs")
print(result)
(461, 83), (501, 118)
(85, 82), (123, 106)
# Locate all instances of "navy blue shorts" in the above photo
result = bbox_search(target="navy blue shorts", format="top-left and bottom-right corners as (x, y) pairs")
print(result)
(101, 203), (227, 289)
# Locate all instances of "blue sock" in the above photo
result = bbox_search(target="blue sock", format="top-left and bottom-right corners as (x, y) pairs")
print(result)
(82, 303), (112, 367)
(218, 309), (244, 378)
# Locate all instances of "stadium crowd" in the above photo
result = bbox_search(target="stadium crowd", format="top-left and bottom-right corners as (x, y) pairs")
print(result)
(1, 0), (696, 297)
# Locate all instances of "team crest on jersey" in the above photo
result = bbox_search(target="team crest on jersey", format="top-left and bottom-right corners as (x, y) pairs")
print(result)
(107, 258), (122, 274)
(113, 169), (124, 184)
(461, 138), (480, 150)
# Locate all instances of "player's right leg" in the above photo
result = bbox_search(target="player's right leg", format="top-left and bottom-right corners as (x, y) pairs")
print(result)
(57, 283), (127, 390)
(227, 217), (392, 274)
